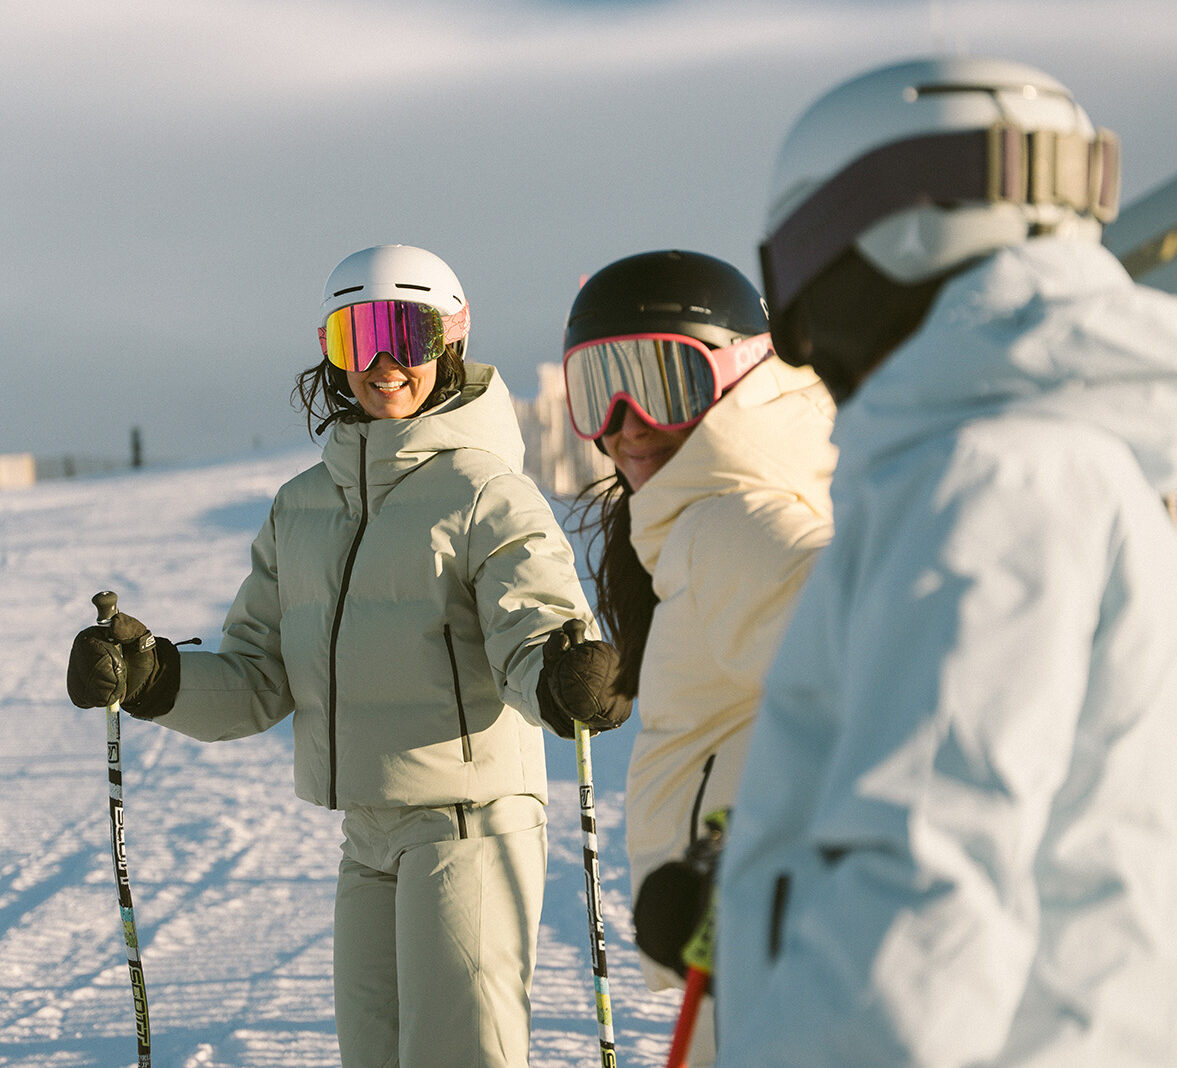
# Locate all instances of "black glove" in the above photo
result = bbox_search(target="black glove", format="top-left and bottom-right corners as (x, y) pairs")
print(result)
(536, 621), (632, 739)
(67, 610), (181, 719)
(634, 809), (727, 978)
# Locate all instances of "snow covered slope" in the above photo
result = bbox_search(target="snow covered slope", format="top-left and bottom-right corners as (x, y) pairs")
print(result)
(0, 446), (678, 1067)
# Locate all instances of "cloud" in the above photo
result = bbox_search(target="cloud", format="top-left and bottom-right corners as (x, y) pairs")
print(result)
(4, 0), (1177, 464)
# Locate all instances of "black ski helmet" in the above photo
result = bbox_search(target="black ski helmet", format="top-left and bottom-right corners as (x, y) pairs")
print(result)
(564, 250), (769, 354)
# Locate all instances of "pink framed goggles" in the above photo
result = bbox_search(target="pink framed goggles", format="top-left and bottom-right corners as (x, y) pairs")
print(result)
(563, 331), (773, 440)
(319, 299), (470, 372)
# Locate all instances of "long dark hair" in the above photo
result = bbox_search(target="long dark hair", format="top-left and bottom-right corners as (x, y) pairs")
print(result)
(571, 471), (657, 699)
(291, 347), (467, 437)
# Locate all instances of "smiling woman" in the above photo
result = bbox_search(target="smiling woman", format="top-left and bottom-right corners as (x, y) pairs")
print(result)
(64, 243), (634, 1067)
(562, 249), (837, 1067)
(296, 245), (473, 433)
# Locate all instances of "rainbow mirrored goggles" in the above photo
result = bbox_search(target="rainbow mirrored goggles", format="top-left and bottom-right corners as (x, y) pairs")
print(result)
(319, 300), (471, 372)
(563, 331), (773, 440)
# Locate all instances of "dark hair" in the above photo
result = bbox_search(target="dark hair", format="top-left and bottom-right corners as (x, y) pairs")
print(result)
(291, 346), (468, 437)
(570, 472), (657, 699)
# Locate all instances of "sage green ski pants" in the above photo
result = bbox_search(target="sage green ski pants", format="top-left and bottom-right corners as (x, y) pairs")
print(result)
(333, 795), (547, 1067)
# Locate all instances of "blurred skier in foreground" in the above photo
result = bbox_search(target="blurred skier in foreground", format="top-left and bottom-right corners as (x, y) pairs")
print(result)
(718, 56), (1177, 1066)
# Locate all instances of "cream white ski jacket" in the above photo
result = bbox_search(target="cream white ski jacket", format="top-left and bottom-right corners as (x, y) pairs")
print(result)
(626, 357), (836, 991)
(718, 239), (1177, 1067)
(155, 364), (596, 810)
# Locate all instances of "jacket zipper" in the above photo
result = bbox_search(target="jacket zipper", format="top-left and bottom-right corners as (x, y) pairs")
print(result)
(443, 623), (474, 762)
(769, 873), (791, 958)
(689, 753), (717, 846)
(327, 435), (369, 810)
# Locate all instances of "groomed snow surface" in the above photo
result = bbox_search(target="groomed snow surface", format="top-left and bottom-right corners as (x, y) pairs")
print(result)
(0, 446), (680, 1067)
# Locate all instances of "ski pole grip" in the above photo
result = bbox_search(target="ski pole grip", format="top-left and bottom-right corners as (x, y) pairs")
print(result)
(562, 618), (587, 646)
(93, 590), (119, 625)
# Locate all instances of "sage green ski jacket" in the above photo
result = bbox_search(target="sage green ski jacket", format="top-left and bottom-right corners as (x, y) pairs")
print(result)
(155, 364), (595, 810)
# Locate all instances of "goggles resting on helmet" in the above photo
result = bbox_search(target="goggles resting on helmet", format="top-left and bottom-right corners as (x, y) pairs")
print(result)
(319, 299), (470, 372)
(563, 331), (773, 440)
(760, 123), (1120, 317)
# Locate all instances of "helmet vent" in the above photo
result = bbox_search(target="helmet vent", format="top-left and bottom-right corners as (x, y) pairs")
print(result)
(333, 285), (364, 297)
(642, 301), (684, 313)
(912, 81), (1072, 105)
(396, 282), (431, 292)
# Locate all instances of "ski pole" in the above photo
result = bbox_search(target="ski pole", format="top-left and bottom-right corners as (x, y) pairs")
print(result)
(665, 965), (708, 1068)
(665, 810), (723, 1068)
(92, 591), (152, 1068)
(664, 902), (715, 1068)
(563, 619), (618, 1067)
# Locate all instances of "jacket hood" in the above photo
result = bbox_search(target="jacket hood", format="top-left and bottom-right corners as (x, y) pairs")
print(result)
(322, 362), (525, 489)
(834, 238), (1177, 496)
(629, 358), (837, 574)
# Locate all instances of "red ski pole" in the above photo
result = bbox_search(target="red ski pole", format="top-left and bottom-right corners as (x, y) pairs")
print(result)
(665, 965), (709, 1068)
(664, 811), (724, 1068)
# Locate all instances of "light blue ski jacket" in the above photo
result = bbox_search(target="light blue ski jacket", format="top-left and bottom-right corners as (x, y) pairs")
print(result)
(717, 238), (1177, 1067)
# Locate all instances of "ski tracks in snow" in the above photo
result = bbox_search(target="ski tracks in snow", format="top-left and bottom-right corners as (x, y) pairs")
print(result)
(0, 450), (680, 1067)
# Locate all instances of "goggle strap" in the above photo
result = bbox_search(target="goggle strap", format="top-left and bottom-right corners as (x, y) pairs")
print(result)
(441, 304), (470, 345)
(709, 333), (774, 391)
(761, 123), (1120, 317)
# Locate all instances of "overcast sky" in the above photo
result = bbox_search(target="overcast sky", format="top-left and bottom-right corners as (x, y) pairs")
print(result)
(6, 0), (1177, 466)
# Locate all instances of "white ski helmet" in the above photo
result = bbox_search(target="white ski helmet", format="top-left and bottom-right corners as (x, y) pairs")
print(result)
(320, 244), (470, 357)
(760, 56), (1120, 318)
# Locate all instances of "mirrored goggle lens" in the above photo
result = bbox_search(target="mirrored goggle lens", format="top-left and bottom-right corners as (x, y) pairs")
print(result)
(323, 300), (446, 372)
(563, 336), (718, 439)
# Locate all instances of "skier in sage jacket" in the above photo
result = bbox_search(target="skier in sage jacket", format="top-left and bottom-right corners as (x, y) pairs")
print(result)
(67, 244), (631, 1068)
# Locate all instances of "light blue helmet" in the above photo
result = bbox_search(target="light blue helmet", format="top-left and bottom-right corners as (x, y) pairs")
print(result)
(761, 56), (1120, 317)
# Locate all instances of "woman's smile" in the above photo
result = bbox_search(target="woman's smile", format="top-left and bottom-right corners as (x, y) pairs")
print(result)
(602, 404), (692, 491)
(347, 353), (438, 419)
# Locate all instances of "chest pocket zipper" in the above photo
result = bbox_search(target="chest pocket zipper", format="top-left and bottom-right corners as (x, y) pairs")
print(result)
(327, 436), (369, 810)
(769, 874), (791, 959)
(443, 623), (473, 762)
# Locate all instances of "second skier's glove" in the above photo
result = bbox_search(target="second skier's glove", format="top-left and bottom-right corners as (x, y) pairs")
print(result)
(536, 622), (632, 739)
(634, 809), (728, 978)
(67, 609), (181, 719)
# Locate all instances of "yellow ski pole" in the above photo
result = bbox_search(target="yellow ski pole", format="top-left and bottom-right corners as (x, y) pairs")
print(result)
(564, 619), (618, 1066)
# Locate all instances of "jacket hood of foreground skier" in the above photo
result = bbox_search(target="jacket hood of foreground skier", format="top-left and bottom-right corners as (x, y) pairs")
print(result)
(322, 361), (525, 487)
(628, 358), (837, 575)
(831, 237), (1177, 499)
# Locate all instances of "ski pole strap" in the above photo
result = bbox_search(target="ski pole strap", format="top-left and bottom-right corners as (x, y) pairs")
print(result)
(681, 888), (716, 977)
(576, 720), (617, 1067)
